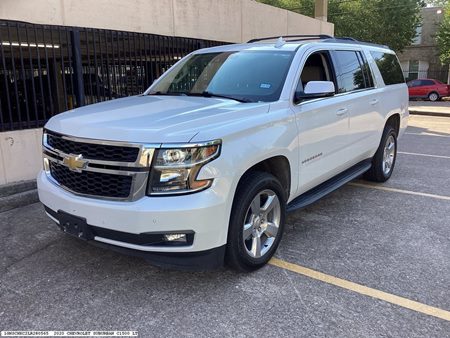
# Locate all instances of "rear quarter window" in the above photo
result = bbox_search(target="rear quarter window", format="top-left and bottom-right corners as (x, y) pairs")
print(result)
(370, 52), (405, 85)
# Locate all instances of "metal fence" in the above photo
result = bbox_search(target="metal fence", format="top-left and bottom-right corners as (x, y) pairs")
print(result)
(0, 20), (226, 132)
(403, 70), (449, 83)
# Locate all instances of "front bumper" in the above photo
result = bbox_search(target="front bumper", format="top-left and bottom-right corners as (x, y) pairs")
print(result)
(44, 205), (226, 270)
(37, 170), (233, 267)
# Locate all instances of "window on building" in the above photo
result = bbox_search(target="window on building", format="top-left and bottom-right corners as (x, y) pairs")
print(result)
(370, 52), (405, 85)
(408, 60), (420, 81)
(412, 26), (422, 45)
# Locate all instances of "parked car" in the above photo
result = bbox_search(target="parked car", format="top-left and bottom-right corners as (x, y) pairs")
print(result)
(38, 35), (408, 271)
(407, 78), (449, 101)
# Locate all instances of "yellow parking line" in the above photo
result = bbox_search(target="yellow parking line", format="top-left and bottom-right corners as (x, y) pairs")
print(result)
(405, 132), (450, 138)
(269, 258), (450, 322)
(349, 182), (450, 201)
(398, 151), (450, 159)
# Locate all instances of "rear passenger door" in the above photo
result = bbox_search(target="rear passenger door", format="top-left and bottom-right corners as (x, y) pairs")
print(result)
(330, 50), (381, 161)
(421, 79), (436, 97)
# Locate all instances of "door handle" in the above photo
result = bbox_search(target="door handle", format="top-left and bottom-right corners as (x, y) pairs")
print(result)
(370, 99), (379, 105)
(336, 108), (348, 116)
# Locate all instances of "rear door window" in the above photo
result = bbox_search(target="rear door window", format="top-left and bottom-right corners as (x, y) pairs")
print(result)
(332, 50), (368, 93)
(370, 52), (405, 85)
(421, 80), (434, 86)
(357, 51), (374, 88)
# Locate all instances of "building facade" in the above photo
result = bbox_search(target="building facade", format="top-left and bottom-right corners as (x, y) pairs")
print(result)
(0, 0), (333, 185)
(398, 6), (449, 83)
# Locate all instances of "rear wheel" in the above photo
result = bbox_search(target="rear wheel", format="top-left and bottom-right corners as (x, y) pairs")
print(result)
(226, 172), (286, 272)
(428, 92), (439, 102)
(364, 125), (397, 182)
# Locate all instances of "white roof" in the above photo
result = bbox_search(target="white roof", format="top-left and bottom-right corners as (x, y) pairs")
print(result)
(194, 39), (393, 54)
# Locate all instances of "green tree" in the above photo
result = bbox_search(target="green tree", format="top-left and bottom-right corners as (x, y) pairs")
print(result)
(257, 0), (423, 52)
(437, 3), (450, 65)
(426, 0), (448, 6)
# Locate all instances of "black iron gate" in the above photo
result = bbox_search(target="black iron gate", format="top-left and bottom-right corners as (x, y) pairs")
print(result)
(0, 20), (225, 132)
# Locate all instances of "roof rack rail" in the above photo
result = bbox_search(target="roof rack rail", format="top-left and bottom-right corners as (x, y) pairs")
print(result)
(246, 35), (389, 49)
(323, 37), (389, 49)
(332, 37), (357, 41)
(247, 35), (333, 43)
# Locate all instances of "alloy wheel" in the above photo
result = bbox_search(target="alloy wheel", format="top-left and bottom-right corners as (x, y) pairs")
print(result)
(242, 189), (281, 258)
(382, 135), (396, 175)
(429, 93), (439, 101)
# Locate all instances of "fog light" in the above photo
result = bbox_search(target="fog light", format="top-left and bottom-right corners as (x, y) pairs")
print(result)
(164, 233), (187, 242)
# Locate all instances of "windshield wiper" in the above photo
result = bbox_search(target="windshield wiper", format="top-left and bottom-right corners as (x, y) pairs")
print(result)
(148, 91), (183, 96)
(184, 91), (251, 103)
(201, 91), (251, 103)
(149, 91), (252, 103)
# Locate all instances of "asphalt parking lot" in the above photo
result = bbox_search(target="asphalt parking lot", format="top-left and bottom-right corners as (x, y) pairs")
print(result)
(1, 115), (449, 337)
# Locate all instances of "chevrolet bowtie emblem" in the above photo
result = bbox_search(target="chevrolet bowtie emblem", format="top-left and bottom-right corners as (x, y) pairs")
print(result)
(62, 154), (89, 172)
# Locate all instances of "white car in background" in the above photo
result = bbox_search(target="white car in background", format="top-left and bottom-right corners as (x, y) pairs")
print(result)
(38, 35), (408, 271)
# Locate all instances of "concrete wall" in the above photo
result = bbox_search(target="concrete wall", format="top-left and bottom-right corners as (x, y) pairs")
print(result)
(0, 0), (333, 185)
(0, 129), (43, 185)
(0, 0), (334, 42)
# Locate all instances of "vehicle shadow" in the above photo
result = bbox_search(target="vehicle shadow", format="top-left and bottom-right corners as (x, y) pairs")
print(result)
(406, 118), (450, 137)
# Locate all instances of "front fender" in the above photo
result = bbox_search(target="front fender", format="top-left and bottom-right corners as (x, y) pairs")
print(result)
(195, 104), (299, 204)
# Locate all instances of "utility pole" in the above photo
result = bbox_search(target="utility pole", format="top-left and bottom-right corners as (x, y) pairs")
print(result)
(315, 0), (328, 22)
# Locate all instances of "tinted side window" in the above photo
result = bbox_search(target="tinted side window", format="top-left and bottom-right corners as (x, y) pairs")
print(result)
(370, 52), (405, 85)
(333, 51), (366, 93)
(357, 52), (374, 88)
(421, 80), (434, 86)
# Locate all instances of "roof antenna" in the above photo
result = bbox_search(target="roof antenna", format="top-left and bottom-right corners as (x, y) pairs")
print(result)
(275, 37), (285, 48)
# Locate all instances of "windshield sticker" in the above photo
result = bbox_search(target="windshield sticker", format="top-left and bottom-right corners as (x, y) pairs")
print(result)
(260, 83), (272, 89)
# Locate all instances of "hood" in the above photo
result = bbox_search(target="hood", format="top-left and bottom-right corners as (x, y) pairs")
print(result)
(45, 95), (269, 143)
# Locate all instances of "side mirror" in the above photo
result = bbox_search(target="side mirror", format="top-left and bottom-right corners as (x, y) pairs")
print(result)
(295, 81), (335, 102)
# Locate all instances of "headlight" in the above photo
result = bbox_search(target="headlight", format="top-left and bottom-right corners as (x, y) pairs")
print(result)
(147, 140), (221, 195)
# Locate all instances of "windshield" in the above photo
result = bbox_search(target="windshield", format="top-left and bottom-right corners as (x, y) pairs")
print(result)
(148, 50), (294, 103)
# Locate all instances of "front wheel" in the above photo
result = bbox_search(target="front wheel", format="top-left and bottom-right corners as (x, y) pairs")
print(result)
(364, 125), (397, 182)
(226, 172), (286, 272)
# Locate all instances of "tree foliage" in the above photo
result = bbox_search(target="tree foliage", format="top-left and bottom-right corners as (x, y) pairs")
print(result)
(437, 2), (450, 64)
(257, 0), (423, 51)
(426, 0), (448, 6)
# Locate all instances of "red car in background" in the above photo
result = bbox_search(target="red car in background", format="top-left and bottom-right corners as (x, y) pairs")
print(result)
(407, 78), (450, 101)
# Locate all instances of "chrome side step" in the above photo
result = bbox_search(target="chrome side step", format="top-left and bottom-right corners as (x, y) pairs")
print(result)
(287, 159), (372, 212)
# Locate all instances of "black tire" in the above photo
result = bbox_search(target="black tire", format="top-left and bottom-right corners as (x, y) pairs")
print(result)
(226, 171), (286, 272)
(364, 124), (397, 182)
(428, 92), (439, 102)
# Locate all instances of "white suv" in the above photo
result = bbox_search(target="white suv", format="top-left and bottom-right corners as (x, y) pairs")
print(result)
(38, 35), (408, 271)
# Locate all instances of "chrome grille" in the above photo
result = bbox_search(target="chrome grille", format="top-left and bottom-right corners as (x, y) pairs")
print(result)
(42, 130), (159, 201)
(49, 162), (133, 198)
(46, 131), (140, 163)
